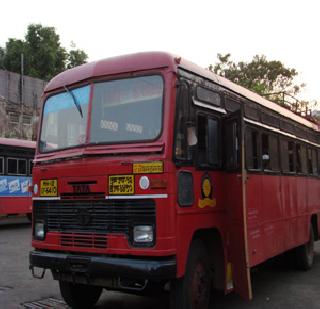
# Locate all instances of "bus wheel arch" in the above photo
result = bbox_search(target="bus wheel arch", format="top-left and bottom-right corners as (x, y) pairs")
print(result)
(293, 223), (315, 271)
(170, 238), (212, 309)
(192, 228), (226, 291)
(170, 229), (225, 309)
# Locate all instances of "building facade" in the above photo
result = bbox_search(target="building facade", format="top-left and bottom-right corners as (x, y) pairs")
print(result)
(0, 69), (46, 140)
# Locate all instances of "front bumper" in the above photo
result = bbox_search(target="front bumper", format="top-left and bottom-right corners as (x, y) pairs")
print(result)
(29, 250), (176, 281)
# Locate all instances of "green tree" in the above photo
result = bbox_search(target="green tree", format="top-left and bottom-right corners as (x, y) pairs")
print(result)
(0, 24), (88, 80)
(67, 42), (88, 69)
(209, 53), (305, 108)
(3, 39), (26, 73)
(0, 46), (5, 69)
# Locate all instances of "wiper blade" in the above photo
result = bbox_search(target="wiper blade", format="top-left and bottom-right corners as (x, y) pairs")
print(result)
(64, 86), (83, 118)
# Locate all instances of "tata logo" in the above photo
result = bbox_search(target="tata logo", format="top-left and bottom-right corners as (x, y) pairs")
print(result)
(76, 208), (91, 226)
(72, 184), (90, 194)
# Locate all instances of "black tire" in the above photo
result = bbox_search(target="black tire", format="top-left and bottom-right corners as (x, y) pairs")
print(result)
(59, 281), (102, 309)
(294, 226), (314, 270)
(170, 239), (212, 309)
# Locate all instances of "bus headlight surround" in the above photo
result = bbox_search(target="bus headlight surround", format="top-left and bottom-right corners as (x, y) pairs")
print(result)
(133, 225), (154, 243)
(34, 222), (45, 240)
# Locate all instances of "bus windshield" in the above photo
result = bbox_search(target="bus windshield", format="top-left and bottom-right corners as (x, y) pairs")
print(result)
(90, 75), (163, 144)
(40, 85), (90, 152)
(39, 75), (163, 152)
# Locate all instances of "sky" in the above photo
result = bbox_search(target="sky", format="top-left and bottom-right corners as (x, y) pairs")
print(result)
(1, 0), (319, 103)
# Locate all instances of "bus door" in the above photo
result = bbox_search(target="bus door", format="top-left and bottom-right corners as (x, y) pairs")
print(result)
(223, 107), (252, 300)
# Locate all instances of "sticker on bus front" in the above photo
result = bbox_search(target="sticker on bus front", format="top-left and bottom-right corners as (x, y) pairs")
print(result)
(108, 175), (134, 195)
(40, 179), (58, 197)
(133, 161), (163, 174)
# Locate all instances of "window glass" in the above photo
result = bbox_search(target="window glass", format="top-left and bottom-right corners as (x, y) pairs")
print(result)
(261, 133), (279, 171)
(197, 115), (220, 167)
(226, 120), (239, 170)
(197, 115), (209, 164)
(196, 87), (221, 106)
(175, 82), (190, 161)
(311, 148), (317, 175)
(208, 118), (219, 166)
(269, 135), (279, 171)
(0, 157), (3, 174)
(18, 159), (27, 175)
(307, 147), (313, 174)
(300, 144), (307, 174)
(296, 144), (302, 173)
(246, 128), (260, 170)
(261, 133), (270, 170)
(91, 76), (163, 144)
(8, 158), (18, 174)
(40, 85), (90, 152)
(288, 141), (295, 172)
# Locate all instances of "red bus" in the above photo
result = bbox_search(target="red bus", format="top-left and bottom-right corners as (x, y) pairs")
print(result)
(0, 138), (35, 221)
(29, 52), (320, 309)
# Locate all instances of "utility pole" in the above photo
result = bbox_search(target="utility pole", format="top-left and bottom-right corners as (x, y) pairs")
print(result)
(20, 53), (24, 138)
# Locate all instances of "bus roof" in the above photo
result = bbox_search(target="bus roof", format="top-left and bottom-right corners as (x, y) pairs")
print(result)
(0, 137), (36, 149)
(45, 51), (319, 132)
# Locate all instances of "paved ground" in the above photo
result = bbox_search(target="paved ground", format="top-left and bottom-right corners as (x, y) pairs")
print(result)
(1, 217), (320, 308)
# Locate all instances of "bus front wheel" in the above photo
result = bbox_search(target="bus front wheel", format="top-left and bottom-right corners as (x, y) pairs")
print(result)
(59, 281), (102, 309)
(170, 239), (212, 309)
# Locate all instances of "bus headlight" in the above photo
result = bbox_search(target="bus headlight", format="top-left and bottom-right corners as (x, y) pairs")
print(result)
(133, 225), (153, 243)
(34, 222), (45, 240)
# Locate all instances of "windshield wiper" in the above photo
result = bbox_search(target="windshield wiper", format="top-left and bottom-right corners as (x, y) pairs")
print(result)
(64, 86), (83, 118)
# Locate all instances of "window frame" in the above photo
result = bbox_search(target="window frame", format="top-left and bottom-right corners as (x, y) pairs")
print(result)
(195, 111), (221, 170)
(245, 126), (261, 171)
(0, 156), (4, 174)
(260, 131), (280, 173)
(7, 157), (27, 176)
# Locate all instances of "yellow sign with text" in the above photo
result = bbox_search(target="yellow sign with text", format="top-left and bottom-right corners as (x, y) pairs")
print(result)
(109, 175), (134, 195)
(133, 161), (163, 174)
(40, 179), (58, 197)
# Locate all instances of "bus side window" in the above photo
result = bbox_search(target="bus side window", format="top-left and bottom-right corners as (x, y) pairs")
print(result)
(197, 115), (219, 168)
(269, 135), (280, 171)
(245, 127), (260, 170)
(7, 158), (27, 175)
(307, 147), (317, 176)
(311, 148), (317, 176)
(281, 140), (295, 173)
(197, 115), (209, 166)
(261, 133), (279, 171)
(0, 156), (3, 174)
(225, 120), (239, 170)
(296, 144), (307, 174)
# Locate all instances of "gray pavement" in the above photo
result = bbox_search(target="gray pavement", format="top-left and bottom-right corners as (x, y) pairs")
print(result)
(1, 217), (320, 308)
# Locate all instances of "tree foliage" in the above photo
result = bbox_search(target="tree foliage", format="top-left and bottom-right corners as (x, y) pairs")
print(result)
(209, 53), (306, 108)
(0, 24), (88, 80)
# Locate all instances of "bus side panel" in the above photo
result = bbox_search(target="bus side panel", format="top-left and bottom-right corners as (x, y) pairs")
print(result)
(0, 196), (32, 215)
(261, 174), (282, 258)
(246, 174), (264, 266)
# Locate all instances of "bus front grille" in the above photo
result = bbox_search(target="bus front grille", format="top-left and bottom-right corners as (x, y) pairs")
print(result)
(33, 199), (156, 236)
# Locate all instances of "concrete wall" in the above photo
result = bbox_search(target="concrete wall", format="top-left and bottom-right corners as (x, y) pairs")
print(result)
(0, 70), (46, 140)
